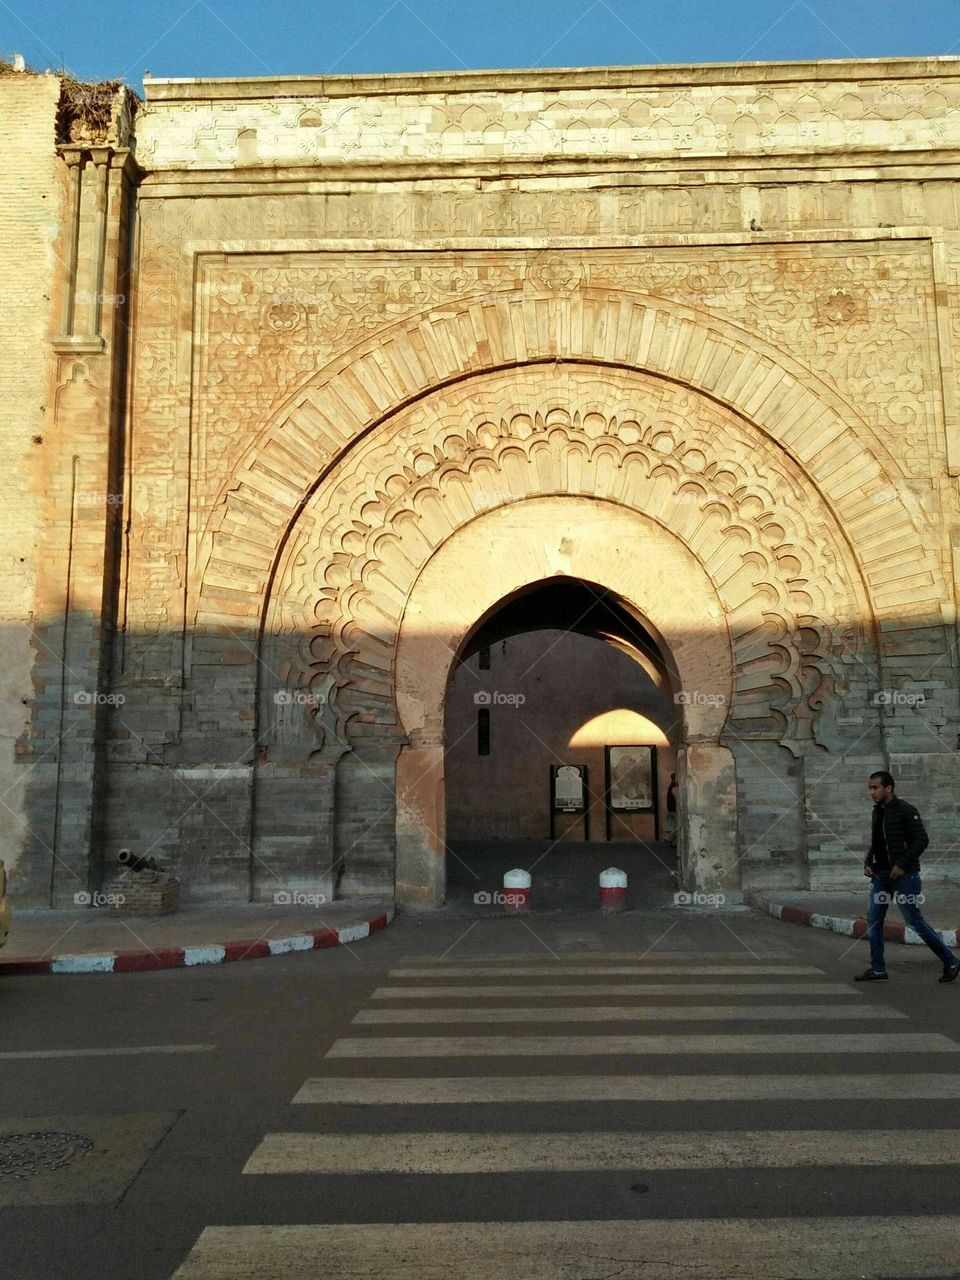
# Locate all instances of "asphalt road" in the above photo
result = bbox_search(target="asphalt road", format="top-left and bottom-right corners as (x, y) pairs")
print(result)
(3, 900), (960, 1279)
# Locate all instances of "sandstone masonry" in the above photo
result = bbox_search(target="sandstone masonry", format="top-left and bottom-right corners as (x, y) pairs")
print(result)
(5, 57), (960, 905)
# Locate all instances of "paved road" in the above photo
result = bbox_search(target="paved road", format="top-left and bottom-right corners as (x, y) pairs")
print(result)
(3, 902), (960, 1279)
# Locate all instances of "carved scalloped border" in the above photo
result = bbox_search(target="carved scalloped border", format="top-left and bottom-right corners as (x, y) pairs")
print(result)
(262, 367), (873, 759)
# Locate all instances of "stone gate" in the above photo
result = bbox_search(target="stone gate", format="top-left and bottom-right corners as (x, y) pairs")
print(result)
(6, 57), (960, 904)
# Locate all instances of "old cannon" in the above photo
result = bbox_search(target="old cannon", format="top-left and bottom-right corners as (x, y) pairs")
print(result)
(117, 848), (167, 876)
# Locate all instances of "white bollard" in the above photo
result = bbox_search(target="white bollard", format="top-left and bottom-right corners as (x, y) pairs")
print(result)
(600, 867), (628, 913)
(503, 868), (531, 913)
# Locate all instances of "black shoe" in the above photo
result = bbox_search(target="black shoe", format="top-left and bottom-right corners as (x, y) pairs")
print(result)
(854, 968), (888, 981)
(939, 961), (960, 984)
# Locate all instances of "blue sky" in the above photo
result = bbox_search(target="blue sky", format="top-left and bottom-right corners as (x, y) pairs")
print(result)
(2, 1), (960, 92)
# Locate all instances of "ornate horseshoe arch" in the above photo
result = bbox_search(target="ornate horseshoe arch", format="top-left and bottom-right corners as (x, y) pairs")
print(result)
(390, 497), (738, 903)
(252, 362), (881, 903)
(195, 285), (941, 655)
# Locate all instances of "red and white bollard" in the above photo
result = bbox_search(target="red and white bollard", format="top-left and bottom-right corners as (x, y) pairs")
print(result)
(503, 868), (531, 913)
(600, 867), (627, 913)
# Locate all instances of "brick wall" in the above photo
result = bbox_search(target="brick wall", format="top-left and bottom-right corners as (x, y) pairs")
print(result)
(803, 754), (880, 890)
(890, 753), (960, 885)
(0, 72), (62, 879)
(731, 741), (806, 891)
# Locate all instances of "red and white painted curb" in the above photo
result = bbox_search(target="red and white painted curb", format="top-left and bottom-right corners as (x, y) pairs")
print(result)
(747, 892), (960, 947)
(0, 907), (393, 976)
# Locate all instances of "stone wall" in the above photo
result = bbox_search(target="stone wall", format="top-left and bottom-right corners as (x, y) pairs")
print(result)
(890, 752), (960, 883)
(0, 71), (62, 880)
(115, 61), (960, 903)
(1, 71), (136, 905)
(11, 58), (960, 905)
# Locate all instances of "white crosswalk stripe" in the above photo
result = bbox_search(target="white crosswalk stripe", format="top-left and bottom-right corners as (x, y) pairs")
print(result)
(397, 951), (801, 962)
(352, 1003), (902, 1023)
(292, 1072), (960, 1104)
(390, 964), (824, 976)
(372, 981), (860, 997)
(171, 1217), (960, 1279)
(243, 1128), (960, 1174)
(327, 1031), (955, 1056)
(170, 950), (960, 1279)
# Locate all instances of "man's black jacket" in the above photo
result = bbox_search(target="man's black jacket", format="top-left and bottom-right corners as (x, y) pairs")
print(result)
(866, 797), (929, 876)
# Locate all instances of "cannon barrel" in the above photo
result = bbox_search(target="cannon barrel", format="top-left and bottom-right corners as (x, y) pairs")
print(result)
(117, 848), (166, 875)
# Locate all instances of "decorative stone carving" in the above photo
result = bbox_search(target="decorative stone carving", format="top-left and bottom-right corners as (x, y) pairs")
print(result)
(260, 365), (873, 760)
(138, 74), (960, 171)
(817, 289), (862, 325)
(528, 253), (585, 292)
(192, 247), (938, 549)
(195, 285), (942, 674)
(263, 297), (306, 333)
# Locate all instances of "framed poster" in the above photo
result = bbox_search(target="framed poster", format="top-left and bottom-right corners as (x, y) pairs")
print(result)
(608, 746), (654, 811)
(549, 764), (590, 840)
(553, 764), (585, 811)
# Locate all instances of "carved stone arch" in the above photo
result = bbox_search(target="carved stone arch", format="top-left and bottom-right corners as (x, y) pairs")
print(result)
(263, 364), (875, 752)
(392, 497), (739, 904)
(250, 363), (887, 903)
(196, 286), (941, 658)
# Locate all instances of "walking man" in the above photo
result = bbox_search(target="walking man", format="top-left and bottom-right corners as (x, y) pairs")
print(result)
(856, 770), (960, 983)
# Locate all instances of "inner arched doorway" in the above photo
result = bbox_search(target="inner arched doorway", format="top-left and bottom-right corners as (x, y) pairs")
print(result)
(444, 577), (681, 908)
(394, 495), (736, 906)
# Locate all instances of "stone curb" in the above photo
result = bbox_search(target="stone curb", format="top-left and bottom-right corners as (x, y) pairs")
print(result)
(746, 892), (960, 947)
(0, 906), (394, 976)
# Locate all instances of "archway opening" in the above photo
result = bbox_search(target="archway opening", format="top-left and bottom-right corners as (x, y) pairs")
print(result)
(443, 577), (681, 910)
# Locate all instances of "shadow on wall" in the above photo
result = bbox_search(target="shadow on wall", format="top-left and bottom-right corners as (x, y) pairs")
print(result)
(4, 600), (959, 910)
(34, 313), (957, 905)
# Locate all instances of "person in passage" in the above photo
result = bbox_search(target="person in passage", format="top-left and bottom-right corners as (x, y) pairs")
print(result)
(664, 772), (678, 844)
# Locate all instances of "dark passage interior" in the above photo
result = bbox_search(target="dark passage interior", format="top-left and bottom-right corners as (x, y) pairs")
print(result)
(444, 578), (680, 910)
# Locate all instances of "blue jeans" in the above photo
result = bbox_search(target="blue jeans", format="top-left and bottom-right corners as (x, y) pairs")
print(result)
(866, 872), (958, 972)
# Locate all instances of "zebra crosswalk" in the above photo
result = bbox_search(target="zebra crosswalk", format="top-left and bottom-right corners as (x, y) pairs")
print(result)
(170, 950), (960, 1279)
